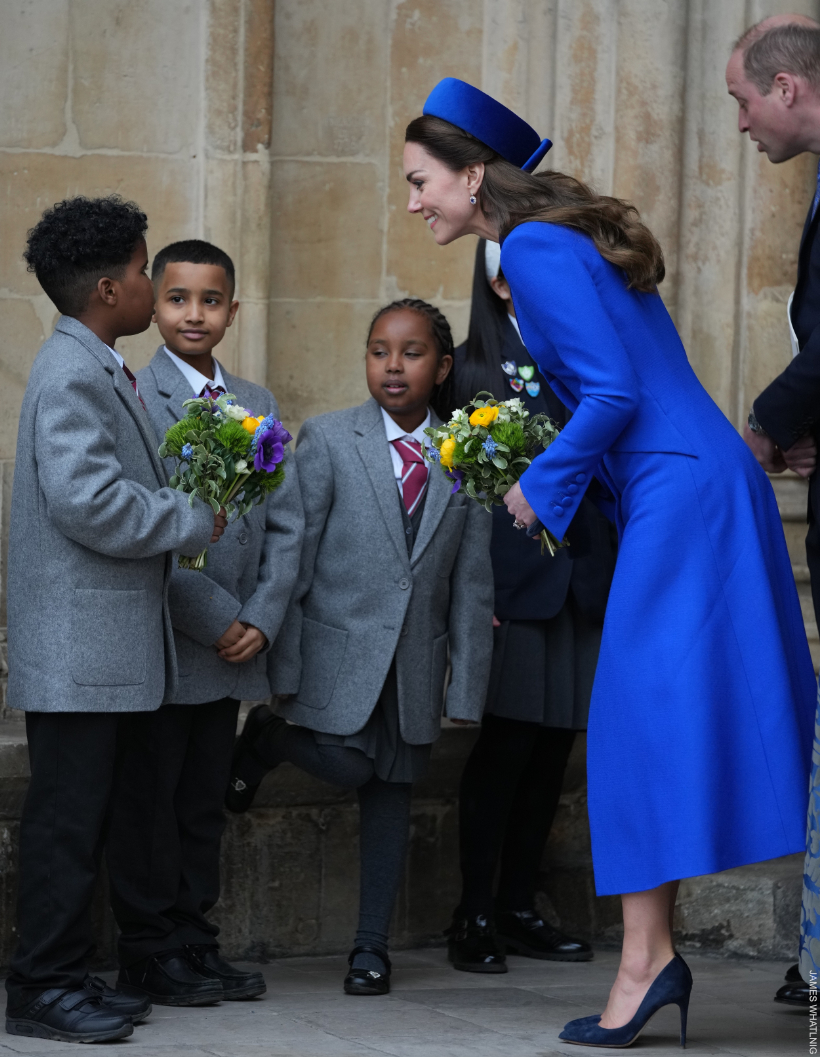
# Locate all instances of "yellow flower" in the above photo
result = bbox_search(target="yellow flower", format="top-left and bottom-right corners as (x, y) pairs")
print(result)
(439, 435), (457, 469)
(241, 416), (261, 434)
(469, 405), (499, 427)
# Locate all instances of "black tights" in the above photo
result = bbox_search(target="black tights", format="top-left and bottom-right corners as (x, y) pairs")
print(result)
(264, 726), (411, 973)
(458, 713), (576, 917)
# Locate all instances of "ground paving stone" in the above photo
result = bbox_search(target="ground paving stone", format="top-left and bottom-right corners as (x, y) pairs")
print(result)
(0, 949), (805, 1055)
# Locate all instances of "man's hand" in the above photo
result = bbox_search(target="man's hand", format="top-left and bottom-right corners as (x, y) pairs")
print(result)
(218, 622), (267, 664)
(215, 619), (244, 651)
(742, 423), (787, 473)
(503, 481), (537, 527)
(210, 506), (228, 543)
(782, 434), (817, 478)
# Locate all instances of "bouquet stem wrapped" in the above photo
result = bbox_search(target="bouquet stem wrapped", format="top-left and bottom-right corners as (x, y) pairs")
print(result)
(424, 392), (566, 557)
(160, 393), (291, 571)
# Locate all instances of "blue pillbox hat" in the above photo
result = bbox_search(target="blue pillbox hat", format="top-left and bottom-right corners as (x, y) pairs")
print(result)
(423, 78), (552, 173)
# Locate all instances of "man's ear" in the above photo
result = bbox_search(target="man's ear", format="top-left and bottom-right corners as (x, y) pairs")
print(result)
(774, 71), (798, 107)
(96, 276), (118, 307)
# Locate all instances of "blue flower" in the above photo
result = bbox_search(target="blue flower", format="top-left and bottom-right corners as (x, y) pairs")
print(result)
(426, 443), (440, 462)
(482, 436), (497, 458)
(181, 443), (193, 460)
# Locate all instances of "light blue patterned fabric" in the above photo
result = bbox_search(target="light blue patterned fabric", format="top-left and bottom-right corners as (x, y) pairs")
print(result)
(800, 687), (820, 982)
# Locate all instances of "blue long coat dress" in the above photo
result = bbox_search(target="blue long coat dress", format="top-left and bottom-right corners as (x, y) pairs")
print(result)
(501, 221), (816, 897)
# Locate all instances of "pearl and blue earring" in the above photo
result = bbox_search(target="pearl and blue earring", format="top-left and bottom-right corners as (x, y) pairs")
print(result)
(469, 195), (477, 204)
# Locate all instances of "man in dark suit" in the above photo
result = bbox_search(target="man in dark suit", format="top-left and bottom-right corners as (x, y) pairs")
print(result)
(727, 14), (820, 1008)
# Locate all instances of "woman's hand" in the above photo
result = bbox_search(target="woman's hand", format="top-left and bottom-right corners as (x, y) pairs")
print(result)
(503, 481), (537, 528)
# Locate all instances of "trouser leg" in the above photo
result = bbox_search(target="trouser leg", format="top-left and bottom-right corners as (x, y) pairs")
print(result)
(495, 727), (576, 911)
(457, 714), (538, 917)
(106, 705), (193, 966)
(6, 712), (120, 1011)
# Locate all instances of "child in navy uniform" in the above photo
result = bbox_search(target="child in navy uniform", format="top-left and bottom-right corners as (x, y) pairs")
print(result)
(227, 298), (494, 995)
(106, 240), (304, 1007)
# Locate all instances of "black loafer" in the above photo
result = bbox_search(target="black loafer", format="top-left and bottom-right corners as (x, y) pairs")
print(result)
(496, 909), (593, 962)
(5, 987), (133, 1042)
(118, 949), (223, 1006)
(84, 973), (152, 1023)
(786, 962), (803, 983)
(343, 945), (391, 995)
(775, 980), (812, 1006)
(446, 913), (507, 973)
(225, 704), (287, 814)
(184, 944), (266, 1000)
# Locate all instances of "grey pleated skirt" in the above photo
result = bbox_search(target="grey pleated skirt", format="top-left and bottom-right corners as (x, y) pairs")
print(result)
(314, 660), (432, 783)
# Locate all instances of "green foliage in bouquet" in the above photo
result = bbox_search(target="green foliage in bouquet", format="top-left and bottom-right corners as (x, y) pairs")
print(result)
(160, 393), (290, 571)
(423, 392), (566, 556)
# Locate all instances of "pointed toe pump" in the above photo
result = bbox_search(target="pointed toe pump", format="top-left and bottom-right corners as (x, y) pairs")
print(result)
(559, 952), (692, 1049)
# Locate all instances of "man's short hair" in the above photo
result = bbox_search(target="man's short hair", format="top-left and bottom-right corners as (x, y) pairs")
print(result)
(151, 240), (236, 296)
(737, 22), (820, 96)
(24, 195), (148, 316)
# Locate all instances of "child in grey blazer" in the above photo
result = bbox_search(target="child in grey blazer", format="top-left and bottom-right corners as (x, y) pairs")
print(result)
(227, 298), (494, 996)
(6, 198), (225, 1043)
(107, 241), (304, 1007)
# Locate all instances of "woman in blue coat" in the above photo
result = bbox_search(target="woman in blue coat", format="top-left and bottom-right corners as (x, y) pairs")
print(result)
(403, 78), (816, 1048)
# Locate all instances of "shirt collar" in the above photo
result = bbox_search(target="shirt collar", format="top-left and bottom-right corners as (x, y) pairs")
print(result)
(164, 346), (226, 395)
(106, 344), (124, 369)
(507, 313), (522, 341)
(380, 406), (431, 445)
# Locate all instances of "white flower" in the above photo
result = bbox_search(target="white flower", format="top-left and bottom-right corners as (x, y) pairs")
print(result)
(234, 459), (248, 473)
(225, 404), (249, 421)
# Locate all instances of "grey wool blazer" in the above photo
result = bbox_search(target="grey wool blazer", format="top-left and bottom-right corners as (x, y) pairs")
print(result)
(7, 317), (215, 713)
(137, 348), (304, 704)
(269, 397), (495, 745)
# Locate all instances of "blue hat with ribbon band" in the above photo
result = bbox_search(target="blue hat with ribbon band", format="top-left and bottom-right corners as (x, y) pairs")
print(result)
(423, 78), (552, 173)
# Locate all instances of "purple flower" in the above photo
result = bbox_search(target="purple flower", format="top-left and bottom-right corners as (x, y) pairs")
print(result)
(253, 420), (292, 472)
(445, 469), (465, 494)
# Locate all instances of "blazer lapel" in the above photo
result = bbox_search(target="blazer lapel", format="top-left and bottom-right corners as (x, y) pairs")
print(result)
(354, 400), (411, 570)
(56, 319), (167, 486)
(410, 411), (451, 567)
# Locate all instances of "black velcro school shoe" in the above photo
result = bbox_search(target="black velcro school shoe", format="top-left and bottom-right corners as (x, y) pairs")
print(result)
(84, 973), (152, 1023)
(343, 945), (392, 996)
(446, 913), (507, 973)
(5, 987), (133, 1043)
(118, 949), (223, 1006)
(225, 704), (288, 814)
(184, 944), (266, 1000)
(496, 909), (593, 962)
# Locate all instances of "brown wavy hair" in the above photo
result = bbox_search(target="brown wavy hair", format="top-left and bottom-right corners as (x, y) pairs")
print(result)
(405, 115), (664, 292)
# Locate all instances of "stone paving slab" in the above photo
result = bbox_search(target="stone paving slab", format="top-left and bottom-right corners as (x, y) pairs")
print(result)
(0, 949), (805, 1056)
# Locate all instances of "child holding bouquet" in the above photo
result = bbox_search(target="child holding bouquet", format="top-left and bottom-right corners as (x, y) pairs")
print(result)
(105, 240), (304, 1006)
(227, 298), (494, 996)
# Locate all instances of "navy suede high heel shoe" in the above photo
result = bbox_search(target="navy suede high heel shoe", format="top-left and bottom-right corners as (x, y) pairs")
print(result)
(559, 952), (692, 1048)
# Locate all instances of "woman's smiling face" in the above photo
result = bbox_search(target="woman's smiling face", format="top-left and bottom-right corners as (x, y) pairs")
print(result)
(404, 142), (487, 245)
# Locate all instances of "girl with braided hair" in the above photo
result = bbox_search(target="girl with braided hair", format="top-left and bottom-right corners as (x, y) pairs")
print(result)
(227, 297), (494, 996)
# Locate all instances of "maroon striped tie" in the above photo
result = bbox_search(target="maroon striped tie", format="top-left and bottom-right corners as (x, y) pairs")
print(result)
(121, 362), (146, 411)
(391, 437), (428, 517)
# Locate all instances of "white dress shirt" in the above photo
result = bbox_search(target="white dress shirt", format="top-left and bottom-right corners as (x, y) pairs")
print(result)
(106, 344), (125, 369)
(380, 406), (431, 498)
(164, 346), (227, 396)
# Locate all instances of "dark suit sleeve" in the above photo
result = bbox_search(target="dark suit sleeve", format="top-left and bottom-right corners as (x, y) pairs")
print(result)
(753, 323), (820, 451)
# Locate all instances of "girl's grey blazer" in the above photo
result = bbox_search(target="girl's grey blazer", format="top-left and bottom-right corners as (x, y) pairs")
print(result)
(137, 349), (305, 705)
(269, 397), (494, 745)
(7, 317), (215, 713)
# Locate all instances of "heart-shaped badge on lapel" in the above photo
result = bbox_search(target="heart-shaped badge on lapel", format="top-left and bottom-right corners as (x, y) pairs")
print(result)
(509, 377), (524, 393)
(501, 360), (517, 376)
(518, 365), (535, 381)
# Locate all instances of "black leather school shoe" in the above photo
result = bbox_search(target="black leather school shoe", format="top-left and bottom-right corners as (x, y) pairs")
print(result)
(496, 909), (593, 962)
(118, 949), (223, 1006)
(184, 944), (266, 1000)
(343, 945), (391, 996)
(446, 913), (507, 973)
(785, 962), (804, 983)
(775, 977), (812, 1006)
(83, 973), (152, 1023)
(5, 987), (133, 1043)
(225, 704), (288, 814)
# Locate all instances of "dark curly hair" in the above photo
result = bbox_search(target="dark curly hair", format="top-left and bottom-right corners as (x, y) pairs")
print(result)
(24, 195), (148, 316)
(367, 298), (455, 421)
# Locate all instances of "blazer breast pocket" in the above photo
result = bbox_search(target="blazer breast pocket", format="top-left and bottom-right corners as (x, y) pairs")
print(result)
(297, 617), (349, 710)
(434, 506), (468, 578)
(70, 589), (147, 686)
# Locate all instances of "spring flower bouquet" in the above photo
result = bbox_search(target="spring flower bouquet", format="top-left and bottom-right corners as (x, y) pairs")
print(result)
(424, 393), (566, 556)
(160, 392), (291, 571)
